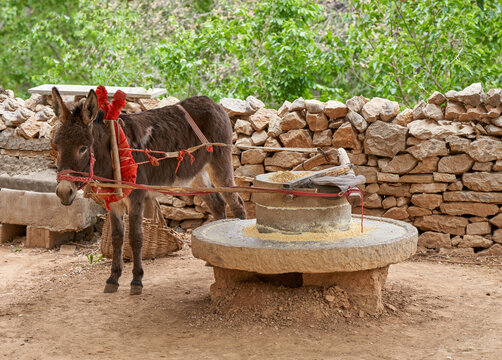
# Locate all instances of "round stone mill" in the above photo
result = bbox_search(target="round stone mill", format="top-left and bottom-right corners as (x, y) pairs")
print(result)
(192, 150), (418, 314)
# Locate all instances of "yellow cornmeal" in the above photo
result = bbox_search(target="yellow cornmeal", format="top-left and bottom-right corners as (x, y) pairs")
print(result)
(243, 222), (366, 242)
(268, 171), (313, 183)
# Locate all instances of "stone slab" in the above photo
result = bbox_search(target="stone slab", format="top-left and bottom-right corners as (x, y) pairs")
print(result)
(0, 170), (57, 192)
(25, 226), (74, 249)
(191, 216), (418, 274)
(29, 84), (166, 99)
(0, 188), (102, 232)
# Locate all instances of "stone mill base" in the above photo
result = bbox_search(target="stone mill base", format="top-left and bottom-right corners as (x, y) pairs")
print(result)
(210, 265), (389, 315)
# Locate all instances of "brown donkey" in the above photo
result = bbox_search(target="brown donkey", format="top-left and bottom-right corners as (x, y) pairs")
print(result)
(51, 87), (246, 295)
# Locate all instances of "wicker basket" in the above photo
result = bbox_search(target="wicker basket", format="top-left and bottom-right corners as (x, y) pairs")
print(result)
(100, 203), (184, 260)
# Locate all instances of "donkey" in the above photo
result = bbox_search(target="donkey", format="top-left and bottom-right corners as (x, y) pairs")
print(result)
(51, 87), (246, 295)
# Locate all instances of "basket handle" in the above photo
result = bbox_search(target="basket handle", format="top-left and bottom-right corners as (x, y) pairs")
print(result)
(152, 199), (168, 228)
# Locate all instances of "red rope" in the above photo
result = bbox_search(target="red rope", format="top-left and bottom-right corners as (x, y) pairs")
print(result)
(175, 150), (195, 174)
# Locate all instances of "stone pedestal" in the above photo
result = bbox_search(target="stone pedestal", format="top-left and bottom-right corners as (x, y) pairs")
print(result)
(193, 216), (417, 315)
(210, 265), (389, 314)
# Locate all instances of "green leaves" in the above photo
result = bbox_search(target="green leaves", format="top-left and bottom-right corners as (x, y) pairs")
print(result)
(1, 0), (501, 106)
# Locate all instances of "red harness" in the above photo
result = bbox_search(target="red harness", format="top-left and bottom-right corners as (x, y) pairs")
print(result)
(91, 86), (138, 209)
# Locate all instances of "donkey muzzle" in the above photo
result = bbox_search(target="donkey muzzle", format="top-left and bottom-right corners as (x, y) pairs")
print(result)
(56, 180), (77, 206)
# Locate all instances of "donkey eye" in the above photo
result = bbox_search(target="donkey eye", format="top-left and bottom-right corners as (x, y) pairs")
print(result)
(79, 146), (88, 154)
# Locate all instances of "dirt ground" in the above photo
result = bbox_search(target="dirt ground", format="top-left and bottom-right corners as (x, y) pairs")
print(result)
(1, 244), (501, 360)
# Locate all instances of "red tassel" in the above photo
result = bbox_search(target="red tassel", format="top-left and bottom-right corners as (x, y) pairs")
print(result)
(175, 150), (195, 174)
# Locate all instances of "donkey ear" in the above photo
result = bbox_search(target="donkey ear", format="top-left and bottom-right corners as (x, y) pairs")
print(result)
(82, 89), (99, 126)
(51, 87), (70, 122)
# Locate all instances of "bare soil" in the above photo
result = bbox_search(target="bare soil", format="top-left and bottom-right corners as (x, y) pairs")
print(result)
(1, 245), (501, 360)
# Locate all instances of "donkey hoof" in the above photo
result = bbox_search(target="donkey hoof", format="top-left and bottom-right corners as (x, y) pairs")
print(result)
(130, 285), (143, 295)
(104, 283), (119, 293)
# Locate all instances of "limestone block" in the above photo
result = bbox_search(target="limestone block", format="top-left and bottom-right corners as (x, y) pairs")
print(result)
(381, 196), (397, 209)
(249, 108), (277, 131)
(485, 89), (502, 106)
(458, 104), (488, 121)
(234, 119), (254, 135)
(246, 96), (265, 111)
(413, 100), (426, 120)
(458, 235), (492, 248)
(219, 98), (254, 117)
(365, 193), (382, 209)
(439, 202), (499, 217)
(332, 123), (360, 149)
(324, 100), (348, 119)
(361, 97), (399, 122)
(0, 189), (100, 232)
(235, 135), (253, 148)
(411, 194), (443, 210)
(477, 244), (502, 256)
(438, 154), (474, 174)
(407, 139), (448, 160)
(383, 207), (409, 220)
(410, 183), (448, 194)
(433, 172), (456, 183)
(462, 172), (502, 191)
(381, 154), (417, 174)
(466, 222), (491, 235)
(418, 231), (451, 249)
(306, 112), (328, 131)
(305, 99), (324, 113)
(472, 162), (493, 172)
(345, 96), (366, 113)
(160, 206), (204, 221)
(312, 129), (332, 147)
(445, 135), (471, 154)
(25, 226), (74, 249)
(494, 229), (502, 244)
(364, 121), (407, 157)
(281, 111), (306, 130)
(354, 166), (378, 183)
(264, 137), (281, 148)
(394, 108), (413, 126)
(414, 215), (468, 235)
(251, 130), (267, 146)
(267, 114), (282, 137)
(445, 83), (484, 106)
(443, 191), (502, 203)
(444, 101), (466, 120)
(264, 151), (308, 168)
(408, 206), (432, 217)
(378, 184), (411, 197)
(234, 165), (265, 178)
(277, 101), (291, 117)
(494, 159), (502, 171)
(467, 137), (502, 162)
(241, 149), (267, 165)
(410, 157), (439, 173)
(346, 111), (368, 132)
(423, 103), (444, 120)
(489, 213), (502, 228)
(485, 124), (502, 136)
(365, 183), (379, 194)
(377, 172), (399, 182)
(399, 174), (434, 183)
(407, 119), (474, 140)
(279, 129), (313, 148)
(288, 98), (306, 111)
(447, 180), (463, 191)
(428, 91), (447, 105)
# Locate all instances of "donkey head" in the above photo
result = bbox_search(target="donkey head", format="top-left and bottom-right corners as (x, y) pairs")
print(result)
(52, 87), (98, 205)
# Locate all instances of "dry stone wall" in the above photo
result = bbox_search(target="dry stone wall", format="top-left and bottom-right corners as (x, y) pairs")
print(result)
(1, 84), (501, 256)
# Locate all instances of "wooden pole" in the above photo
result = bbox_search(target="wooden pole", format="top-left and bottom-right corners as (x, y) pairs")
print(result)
(107, 121), (123, 198)
(87, 182), (319, 194)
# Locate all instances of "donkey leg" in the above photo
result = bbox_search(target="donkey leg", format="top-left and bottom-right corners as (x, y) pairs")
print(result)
(104, 203), (126, 293)
(208, 149), (247, 219)
(192, 170), (227, 220)
(128, 189), (146, 295)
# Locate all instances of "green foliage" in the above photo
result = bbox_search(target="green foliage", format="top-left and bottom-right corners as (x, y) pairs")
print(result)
(85, 253), (103, 265)
(338, 0), (502, 105)
(1, 0), (501, 106)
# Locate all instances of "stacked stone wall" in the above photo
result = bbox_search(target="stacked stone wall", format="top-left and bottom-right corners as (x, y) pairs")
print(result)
(1, 84), (501, 255)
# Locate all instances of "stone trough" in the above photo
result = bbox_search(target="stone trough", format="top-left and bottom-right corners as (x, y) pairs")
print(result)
(192, 166), (418, 314)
